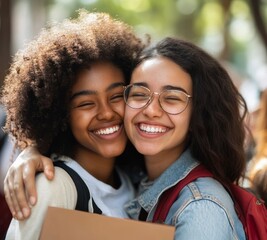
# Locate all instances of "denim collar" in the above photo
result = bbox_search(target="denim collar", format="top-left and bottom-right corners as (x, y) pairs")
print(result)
(126, 149), (200, 213)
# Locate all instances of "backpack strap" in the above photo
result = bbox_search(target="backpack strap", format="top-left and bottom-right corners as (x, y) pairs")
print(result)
(0, 107), (7, 149)
(153, 164), (212, 223)
(53, 161), (102, 214)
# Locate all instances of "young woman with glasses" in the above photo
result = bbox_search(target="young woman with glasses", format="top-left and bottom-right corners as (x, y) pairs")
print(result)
(122, 37), (247, 239)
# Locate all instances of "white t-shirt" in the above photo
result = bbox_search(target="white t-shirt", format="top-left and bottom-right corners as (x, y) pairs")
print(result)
(6, 156), (135, 240)
(64, 157), (135, 218)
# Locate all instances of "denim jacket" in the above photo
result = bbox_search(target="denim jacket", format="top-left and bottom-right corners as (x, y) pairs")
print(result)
(125, 150), (246, 240)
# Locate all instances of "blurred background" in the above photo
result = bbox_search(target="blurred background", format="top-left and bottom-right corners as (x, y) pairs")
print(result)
(0, 1), (267, 236)
(0, 0), (267, 109)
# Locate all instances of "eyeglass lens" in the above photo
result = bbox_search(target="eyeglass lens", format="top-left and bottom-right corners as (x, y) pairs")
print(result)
(124, 85), (190, 114)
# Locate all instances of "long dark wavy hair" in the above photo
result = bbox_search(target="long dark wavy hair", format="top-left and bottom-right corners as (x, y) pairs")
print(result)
(135, 37), (248, 184)
(1, 10), (146, 182)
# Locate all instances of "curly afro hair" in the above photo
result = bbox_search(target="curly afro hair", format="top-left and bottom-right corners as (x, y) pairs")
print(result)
(1, 10), (146, 156)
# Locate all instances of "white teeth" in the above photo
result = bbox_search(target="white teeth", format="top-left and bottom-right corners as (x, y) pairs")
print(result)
(94, 125), (120, 135)
(139, 124), (167, 133)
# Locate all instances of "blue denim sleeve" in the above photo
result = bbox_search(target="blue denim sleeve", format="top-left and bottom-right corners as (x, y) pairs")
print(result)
(173, 199), (244, 240)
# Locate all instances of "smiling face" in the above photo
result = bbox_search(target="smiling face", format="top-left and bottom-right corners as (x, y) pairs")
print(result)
(124, 57), (193, 172)
(69, 61), (127, 163)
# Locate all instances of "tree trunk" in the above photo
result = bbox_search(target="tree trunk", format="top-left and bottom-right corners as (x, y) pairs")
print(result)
(249, 0), (267, 54)
(0, 0), (11, 87)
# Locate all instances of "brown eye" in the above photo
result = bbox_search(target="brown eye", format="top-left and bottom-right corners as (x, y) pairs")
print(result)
(78, 102), (94, 107)
(110, 93), (124, 102)
(72, 101), (95, 109)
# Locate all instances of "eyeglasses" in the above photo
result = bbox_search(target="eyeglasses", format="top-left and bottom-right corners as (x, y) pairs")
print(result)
(124, 84), (192, 115)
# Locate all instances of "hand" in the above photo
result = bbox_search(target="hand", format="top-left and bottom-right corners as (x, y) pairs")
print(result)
(4, 146), (54, 220)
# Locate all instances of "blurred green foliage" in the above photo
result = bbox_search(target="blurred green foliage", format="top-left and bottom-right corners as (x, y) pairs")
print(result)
(8, 0), (266, 92)
(46, 0), (267, 74)
(49, 1), (261, 48)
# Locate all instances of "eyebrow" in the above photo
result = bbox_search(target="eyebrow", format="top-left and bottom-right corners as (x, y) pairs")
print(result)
(164, 85), (188, 94)
(106, 82), (125, 91)
(70, 82), (125, 100)
(132, 82), (189, 94)
(70, 90), (96, 101)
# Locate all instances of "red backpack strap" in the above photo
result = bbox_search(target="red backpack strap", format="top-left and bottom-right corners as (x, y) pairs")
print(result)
(153, 164), (213, 223)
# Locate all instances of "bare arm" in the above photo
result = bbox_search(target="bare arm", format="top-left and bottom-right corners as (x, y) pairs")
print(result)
(4, 146), (55, 220)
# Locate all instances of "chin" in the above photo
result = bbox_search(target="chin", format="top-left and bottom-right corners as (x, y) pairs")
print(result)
(101, 148), (125, 159)
(134, 144), (159, 156)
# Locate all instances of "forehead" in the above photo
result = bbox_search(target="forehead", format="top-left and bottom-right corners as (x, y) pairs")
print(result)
(131, 57), (192, 93)
(72, 62), (125, 93)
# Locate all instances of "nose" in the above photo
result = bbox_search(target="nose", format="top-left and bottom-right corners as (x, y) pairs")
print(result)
(96, 101), (115, 121)
(142, 93), (163, 118)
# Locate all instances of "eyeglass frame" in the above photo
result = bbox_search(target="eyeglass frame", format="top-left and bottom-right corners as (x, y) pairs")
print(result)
(123, 84), (192, 115)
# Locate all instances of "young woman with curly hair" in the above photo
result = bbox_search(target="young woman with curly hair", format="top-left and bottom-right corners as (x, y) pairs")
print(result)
(122, 37), (247, 239)
(1, 10), (146, 239)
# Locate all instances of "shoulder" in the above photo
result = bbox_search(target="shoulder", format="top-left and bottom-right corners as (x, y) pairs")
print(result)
(177, 176), (233, 206)
(169, 177), (245, 239)
(35, 166), (77, 208)
(180, 177), (237, 217)
(172, 197), (244, 240)
(5, 167), (78, 239)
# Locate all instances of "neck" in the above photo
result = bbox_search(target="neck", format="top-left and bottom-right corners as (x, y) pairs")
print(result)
(73, 148), (116, 187)
(145, 148), (184, 181)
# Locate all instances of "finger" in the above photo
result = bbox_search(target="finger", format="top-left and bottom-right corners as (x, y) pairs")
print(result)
(22, 161), (38, 207)
(22, 146), (54, 180)
(13, 165), (32, 218)
(40, 156), (55, 180)
(22, 155), (55, 207)
(4, 174), (24, 220)
(4, 177), (16, 218)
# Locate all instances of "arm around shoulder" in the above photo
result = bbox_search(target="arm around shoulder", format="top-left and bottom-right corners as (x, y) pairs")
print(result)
(5, 167), (77, 240)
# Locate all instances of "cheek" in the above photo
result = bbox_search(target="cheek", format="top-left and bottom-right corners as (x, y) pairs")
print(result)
(112, 101), (125, 118)
(69, 110), (90, 131)
(172, 108), (192, 135)
(124, 107), (134, 134)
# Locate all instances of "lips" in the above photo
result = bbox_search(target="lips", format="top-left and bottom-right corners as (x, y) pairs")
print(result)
(139, 123), (167, 134)
(93, 125), (120, 135)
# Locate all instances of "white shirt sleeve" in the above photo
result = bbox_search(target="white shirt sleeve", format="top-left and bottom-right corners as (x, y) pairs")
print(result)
(5, 167), (77, 240)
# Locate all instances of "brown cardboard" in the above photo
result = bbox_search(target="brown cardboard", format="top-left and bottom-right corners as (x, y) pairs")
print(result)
(40, 207), (175, 240)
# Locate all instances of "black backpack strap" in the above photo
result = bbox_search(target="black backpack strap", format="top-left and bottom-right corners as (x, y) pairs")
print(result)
(0, 106), (7, 149)
(53, 161), (102, 214)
